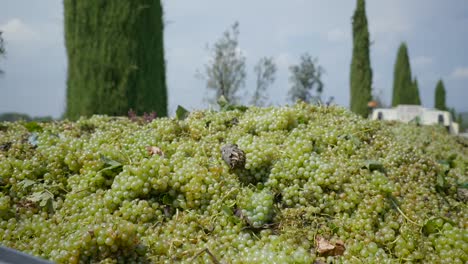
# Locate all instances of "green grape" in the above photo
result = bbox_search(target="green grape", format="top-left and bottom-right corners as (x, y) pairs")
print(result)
(0, 103), (466, 263)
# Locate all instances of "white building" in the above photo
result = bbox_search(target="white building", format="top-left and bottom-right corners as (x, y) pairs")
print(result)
(370, 105), (459, 135)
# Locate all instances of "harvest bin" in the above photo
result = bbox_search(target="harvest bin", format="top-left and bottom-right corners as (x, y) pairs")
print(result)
(0, 246), (53, 264)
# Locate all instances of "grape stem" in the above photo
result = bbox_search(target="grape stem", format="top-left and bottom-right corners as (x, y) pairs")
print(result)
(389, 197), (421, 227)
(351, 256), (364, 263)
(190, 248), (221, 264)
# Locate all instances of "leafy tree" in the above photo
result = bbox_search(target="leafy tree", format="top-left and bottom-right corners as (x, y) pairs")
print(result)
(199, 22), (246, 104)
(411, 77), (421, 105)
(392, 43), (415, 106)
(251, 57), (276, 106)
(288, 53), (324, 104)
(64, 0), (167, 119)
(0, 31), (5, 75)
(434, 79), (447, 111)
(0, 113), (31, 122)
(372, 88), (387, 108)
(350, 0), (373, 117)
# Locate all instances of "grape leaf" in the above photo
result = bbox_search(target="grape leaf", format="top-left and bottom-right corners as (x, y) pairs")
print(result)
(435, 170), (449, 193)
(422, 218), (443, 235)
(422, 217), (456, 235)
(364, 160), (384, 172)
(25, 122), (43, 133)
(217, 96), (249, 112)
(18, 179), (35, 190)
(221, 205), (233, 216)
(176, 105), (189, 120)
(100, 155), (121, 167)
(99, 155), (123, 173)
(27, 191), (54, 207)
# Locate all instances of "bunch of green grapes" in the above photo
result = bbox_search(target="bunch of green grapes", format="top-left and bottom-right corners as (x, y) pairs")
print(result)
(0, 102), (467, 263)
(237, 188), (275, 228)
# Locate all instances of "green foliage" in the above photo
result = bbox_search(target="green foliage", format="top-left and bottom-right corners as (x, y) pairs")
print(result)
(0, 105), (467, 263)
(0, 31), (4, 74)
(392, 43), (419, 106)
(24, 122), (43, 133)
(217, 95), (248, 112)
(0, 112), (31, 122)
(350, 0), (373, 117)
(251, 57), (277, 106)
(448, 108), (457, 122)
(459, 112), (468, 131)
(411, 78), (421, 105)
(175, 105), (189, 120)
(434, 79), (447, 111)
(199, 22), (246, 104)
(0, 31), (4, 56)
(64, 0), (167, 119)
(288, 53), (324, 104)
(0, 113), (54, 122)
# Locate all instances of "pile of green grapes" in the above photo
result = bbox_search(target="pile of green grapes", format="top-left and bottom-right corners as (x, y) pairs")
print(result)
(0, 102), (466, 263)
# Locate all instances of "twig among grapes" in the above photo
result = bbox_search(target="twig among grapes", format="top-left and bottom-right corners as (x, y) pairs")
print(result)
(389, 196), (421, 227)
(190, 248), (221, 264)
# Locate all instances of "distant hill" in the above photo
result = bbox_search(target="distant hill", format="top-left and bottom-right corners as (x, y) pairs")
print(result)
(0, 112), (54, 122)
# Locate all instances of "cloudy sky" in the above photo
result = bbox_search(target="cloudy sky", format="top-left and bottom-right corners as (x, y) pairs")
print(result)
(1, 0), (467, 118)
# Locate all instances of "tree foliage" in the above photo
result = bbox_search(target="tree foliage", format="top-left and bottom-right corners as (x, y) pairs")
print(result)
(411, 77), (421, 105)
(0, 31), (5, 74)
(350, 0), (373, 117)
(434, 79), (447, 111)
(200, 22), (246, 104)
(447, 108), (457, 125)
(251, 57), (276, 106)
(392, 43), (419, 106)
(288, 53), (324, 104)
(372, 88), (387, 108)
(64, 0), (167, 119)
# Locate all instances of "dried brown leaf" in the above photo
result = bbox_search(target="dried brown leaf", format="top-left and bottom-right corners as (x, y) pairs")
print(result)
(147, 146), (164, 157)
(315, 236), (345, 256)
(316, 236), (335, 254)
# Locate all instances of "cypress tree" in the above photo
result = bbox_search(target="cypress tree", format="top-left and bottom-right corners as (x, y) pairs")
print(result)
(434, 79), (447, 111)
(392, 43), (414, 106)
(412, 77), (421, 105)
(350, 0), (372, 117)
(64, 0), (167, 119)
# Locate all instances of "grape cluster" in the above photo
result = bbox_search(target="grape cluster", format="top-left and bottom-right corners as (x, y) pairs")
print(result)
(237, 188), (275, 228)
(0, 102), (467, 263)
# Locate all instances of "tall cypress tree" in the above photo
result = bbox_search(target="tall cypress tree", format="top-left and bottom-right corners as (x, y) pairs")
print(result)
(350, 0), (372, 117)
(392, 43), (414, 106)
(412, 77), (421, 105)
(64, 0), (167, 119)
(434, 79), (447, 111)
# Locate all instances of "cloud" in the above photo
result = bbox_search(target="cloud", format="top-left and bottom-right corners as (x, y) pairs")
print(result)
(371, 19), (411, 35)
(326, 28), (348, 43)
(412, 56), (434, 68)
(0, 18), (39, 42)
(450, 67), (468, 79)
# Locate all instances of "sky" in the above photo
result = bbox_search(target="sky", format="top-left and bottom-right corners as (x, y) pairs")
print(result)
(0, 0), (467, 118)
